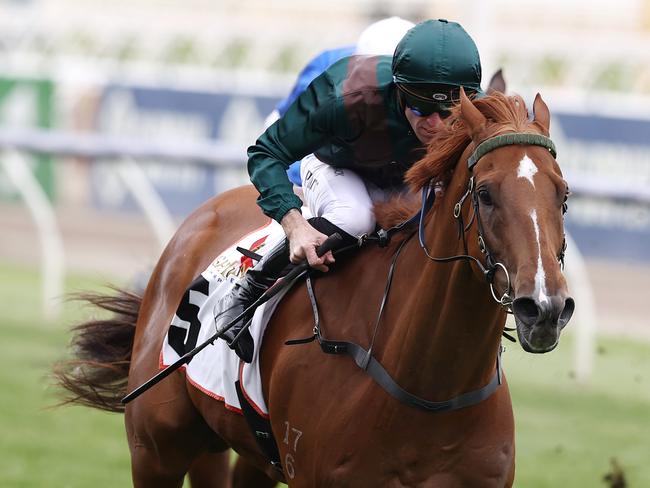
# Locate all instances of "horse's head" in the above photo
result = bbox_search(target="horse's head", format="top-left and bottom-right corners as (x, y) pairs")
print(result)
(457, 90), (574, 353)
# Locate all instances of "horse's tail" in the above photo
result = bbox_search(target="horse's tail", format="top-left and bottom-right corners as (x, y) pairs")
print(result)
(53, 287), (141, 413)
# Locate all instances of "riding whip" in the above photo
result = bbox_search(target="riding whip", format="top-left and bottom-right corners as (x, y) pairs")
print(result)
(121, 233), (342, 404)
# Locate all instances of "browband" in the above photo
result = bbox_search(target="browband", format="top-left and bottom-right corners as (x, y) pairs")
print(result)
(467, 133), (557, 171)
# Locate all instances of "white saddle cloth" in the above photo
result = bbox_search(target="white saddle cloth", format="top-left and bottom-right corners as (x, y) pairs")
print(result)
(161, 218), (295, 416)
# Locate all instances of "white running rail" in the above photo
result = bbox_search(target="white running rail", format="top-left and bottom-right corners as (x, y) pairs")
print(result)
(1, 150), (65, 320)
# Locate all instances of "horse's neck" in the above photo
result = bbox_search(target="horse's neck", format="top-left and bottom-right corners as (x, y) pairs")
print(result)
(381, 175), (505, 399)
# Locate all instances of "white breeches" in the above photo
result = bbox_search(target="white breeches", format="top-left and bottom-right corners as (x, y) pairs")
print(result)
(299, 154), (403, 237)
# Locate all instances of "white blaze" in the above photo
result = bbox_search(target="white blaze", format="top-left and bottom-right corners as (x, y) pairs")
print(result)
(517, 155), (538, 186)
(530, 209), (549, 305)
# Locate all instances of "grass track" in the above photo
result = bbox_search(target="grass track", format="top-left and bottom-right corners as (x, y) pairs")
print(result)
(0, 264), (131, 488)
(0, 262), (648, 487)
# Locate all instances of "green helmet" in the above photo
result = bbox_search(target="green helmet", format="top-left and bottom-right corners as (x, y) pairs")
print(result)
(392, 19), (482, 93)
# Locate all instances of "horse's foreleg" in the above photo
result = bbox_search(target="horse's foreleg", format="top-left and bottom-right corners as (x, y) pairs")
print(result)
(188, 451), (233, 488)
(232, 456), (278, 488)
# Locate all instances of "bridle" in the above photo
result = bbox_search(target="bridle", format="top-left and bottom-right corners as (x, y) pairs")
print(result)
(285, 131), (564, 418)
(414, 132), (559, 312)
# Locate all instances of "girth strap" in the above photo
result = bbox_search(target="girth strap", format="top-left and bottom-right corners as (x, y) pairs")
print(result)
(319, 338), (502, 412)
(234, 380), (284, 473)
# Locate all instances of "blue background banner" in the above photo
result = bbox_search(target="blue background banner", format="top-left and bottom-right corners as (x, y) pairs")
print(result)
(91, 84), (277, 216)
(553, 112), (650, 262)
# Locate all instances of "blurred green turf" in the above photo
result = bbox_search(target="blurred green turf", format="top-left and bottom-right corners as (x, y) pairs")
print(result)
(0, 263), (131, 488)
(0, 262), (648, 487)
(505, 331), (650, 487)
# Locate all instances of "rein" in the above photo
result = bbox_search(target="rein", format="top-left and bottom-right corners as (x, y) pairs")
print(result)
(416, 179), (513, 309)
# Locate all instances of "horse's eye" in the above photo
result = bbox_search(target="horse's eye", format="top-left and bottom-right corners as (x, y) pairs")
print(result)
(478, 188), (493, 206)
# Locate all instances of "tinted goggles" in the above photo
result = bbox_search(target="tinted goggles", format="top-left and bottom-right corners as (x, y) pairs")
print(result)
(404, 97), (453, 118)
(398, 84), (474, 118)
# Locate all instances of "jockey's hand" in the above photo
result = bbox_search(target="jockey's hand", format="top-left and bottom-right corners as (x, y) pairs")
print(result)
(280, 209), (335, 272)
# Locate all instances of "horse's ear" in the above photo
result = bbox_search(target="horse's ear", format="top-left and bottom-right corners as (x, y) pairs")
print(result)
(487, 68), (506, 94)
(533, 93), (551, 135)
(460, 87), (486, 137)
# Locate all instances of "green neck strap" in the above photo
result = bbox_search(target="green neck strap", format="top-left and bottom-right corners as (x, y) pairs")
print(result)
(467, 133), (557, 171)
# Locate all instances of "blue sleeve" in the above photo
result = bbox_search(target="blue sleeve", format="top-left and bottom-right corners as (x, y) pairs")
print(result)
(276, 45), (355, 116)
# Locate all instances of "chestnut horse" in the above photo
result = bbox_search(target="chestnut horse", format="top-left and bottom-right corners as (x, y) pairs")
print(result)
(56, 90), (574, 487)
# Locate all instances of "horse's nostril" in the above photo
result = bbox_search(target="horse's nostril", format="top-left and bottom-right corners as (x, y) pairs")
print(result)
(512, 297), (540, 326)
(559, 297), (575, 327)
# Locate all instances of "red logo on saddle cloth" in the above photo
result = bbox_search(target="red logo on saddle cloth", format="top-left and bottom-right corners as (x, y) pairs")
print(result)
(239, 235), (269, 275)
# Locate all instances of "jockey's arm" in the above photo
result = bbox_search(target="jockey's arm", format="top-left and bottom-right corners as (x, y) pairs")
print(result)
(247, 79), (342, 220)
(247, 66), (347, 270)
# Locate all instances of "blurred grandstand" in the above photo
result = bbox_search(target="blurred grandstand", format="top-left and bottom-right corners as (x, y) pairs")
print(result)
(1, 0), (649, 344)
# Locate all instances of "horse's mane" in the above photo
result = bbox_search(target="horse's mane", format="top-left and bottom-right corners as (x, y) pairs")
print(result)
(374, 92), (542, 229)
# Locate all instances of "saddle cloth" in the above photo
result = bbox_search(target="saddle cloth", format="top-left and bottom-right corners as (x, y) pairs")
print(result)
(160, 217), (296, 417)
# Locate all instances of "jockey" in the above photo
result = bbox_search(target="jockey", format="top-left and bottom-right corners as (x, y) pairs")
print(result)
(265, 16), (416, 185)
(219, 19), (483, 362)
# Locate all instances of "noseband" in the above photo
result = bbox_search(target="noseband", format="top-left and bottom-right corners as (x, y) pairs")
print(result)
(417, 132), (559, 312)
